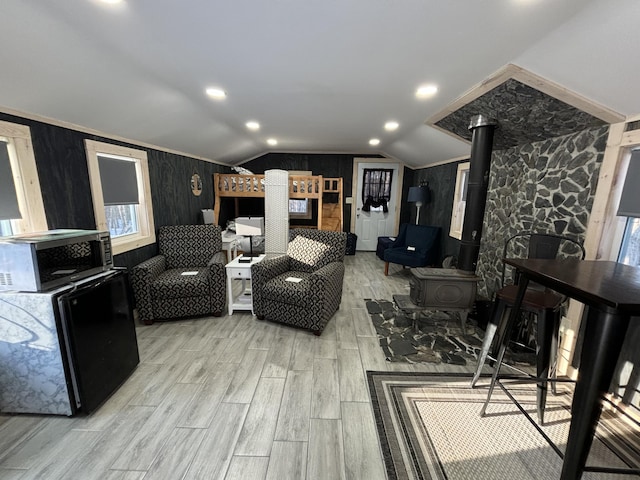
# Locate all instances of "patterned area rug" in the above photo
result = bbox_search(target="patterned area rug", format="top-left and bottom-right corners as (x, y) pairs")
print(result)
(364, 298), (483, 366)
(365, 298), (536, 366)
(367, 372), (640, 480)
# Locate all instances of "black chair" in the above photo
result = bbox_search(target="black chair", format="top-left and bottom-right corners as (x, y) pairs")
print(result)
(471, 232), (585, 423)
(382, 223), (441, 276)
(131, 225), (227, 324)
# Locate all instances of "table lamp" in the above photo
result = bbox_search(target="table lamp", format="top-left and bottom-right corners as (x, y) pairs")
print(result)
(235, 216), (264, 263)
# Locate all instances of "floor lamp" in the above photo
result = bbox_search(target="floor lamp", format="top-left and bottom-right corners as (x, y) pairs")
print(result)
(407, 185), (430, 225)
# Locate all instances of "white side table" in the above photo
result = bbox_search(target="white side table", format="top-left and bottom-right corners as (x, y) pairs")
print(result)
(221, 231), (244, 262)
(225, 254), (266, 315)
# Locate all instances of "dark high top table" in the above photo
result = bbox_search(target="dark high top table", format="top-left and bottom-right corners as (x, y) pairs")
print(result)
(497, 258), (640, 479)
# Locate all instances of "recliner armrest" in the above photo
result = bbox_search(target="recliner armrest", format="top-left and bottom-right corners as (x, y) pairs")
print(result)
(309, 261), (346, 321)
(132, 255), (166, 281)
(251, 255), (291, 281)
(208, 251), (227, 267)
(310, 262), (345, 299)
(251, 255), (291, 317)
(131, 255), (166, 324)
(311, 261), (345, 282)
(206, 251), (227, 282)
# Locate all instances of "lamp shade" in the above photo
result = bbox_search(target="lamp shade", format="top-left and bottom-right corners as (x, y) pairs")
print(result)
(407, 185), (430, 204)
(235, 216), (264, 236)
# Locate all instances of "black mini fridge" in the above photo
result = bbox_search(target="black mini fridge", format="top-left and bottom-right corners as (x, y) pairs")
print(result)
(57, 268), (140, 414)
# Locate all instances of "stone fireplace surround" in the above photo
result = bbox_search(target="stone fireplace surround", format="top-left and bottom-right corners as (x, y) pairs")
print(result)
(424, 65), (614, 302)
(477, 125), (609, 300)
(410, 65), (613, 358)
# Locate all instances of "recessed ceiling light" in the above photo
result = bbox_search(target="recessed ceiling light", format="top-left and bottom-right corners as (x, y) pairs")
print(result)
(246, 121), (260, 131)
(99, 0), (123, 3)
(267, 138), (278, 146)
(205, 87), (227, 99)
(369, 138), (380, 146)
(384, 121), (399, 132)
(415, 84), (438, 98)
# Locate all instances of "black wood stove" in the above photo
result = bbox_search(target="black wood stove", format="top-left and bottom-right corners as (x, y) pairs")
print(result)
(408, 115), (497, 329)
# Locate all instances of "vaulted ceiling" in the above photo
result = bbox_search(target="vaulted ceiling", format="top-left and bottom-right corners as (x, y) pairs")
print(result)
(0, 0), (637, 168)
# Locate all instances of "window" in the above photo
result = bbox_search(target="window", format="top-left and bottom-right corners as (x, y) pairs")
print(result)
(449, 161), (470, 240)
(616, 149), (640, 266)
(618, 218), (640, 266)
(85, 140), (155, 255)
(0, 121), (47, 237)
(362, 168), (393, 212)
(289, 199), (312, 219)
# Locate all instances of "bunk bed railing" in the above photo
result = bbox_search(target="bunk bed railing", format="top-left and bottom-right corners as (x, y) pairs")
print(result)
(212, 172), (343, 231)
(213, 173), (323, 198)
(289, 175), (322, 198)
(214, 173), (265, 196)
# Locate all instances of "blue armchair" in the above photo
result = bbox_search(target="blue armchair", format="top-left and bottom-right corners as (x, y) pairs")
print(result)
(383, 224), (441, 275)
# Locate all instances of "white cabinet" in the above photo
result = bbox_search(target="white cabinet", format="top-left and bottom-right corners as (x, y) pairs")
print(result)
(225, 254), (265, 315)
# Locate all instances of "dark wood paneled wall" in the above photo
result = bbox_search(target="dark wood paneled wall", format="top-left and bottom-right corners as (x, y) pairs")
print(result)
(0, 112), (230, 270)
(2, 107), (461, 267)
(399, 160), (468, 261)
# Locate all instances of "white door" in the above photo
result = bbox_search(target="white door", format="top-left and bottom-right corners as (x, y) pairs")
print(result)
(354, 161), (400, 250)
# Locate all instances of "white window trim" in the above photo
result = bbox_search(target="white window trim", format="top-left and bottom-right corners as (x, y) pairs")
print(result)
(602, 150), (634, 261)
(0, 120), (48, 235)
(449, 161), (469, 240)
(85, 139), (155, 255)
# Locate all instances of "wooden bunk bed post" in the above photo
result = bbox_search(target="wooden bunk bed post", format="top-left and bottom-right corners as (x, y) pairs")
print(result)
(322, 177), (343, 232)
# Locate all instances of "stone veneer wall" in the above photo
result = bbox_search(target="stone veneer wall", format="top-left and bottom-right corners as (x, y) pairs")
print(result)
(476, 125), (609, 299)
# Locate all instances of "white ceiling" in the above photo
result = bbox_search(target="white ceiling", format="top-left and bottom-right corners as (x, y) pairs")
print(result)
(0, 0), (637, 168)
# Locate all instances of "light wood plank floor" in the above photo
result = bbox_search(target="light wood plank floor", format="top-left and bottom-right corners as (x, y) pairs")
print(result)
(0, 252), (480, 480)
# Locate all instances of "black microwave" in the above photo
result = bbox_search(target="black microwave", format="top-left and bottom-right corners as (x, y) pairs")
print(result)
(0, 229), (113, 292)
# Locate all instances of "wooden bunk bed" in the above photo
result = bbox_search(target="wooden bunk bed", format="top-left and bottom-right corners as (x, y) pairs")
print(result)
(213, 173), (343, 231)
(320, 177), (343, 232)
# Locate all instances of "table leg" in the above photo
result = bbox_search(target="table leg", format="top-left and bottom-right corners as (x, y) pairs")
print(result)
(227, 273), (233, 316)
(536, 308), (557, 424)
(412, 311), (419, 333)
(458, 311), (468, 335)
(560, 308), (630, 480)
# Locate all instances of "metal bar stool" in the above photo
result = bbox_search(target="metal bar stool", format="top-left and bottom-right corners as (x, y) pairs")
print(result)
(470, 232), (585, 424)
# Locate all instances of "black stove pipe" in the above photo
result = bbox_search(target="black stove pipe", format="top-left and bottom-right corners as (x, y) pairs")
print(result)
(458, 115), (497, 273)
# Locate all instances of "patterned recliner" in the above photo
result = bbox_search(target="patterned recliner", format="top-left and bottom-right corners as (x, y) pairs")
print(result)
(251, 229), (347, 335)
(131, 225), (226, 324)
